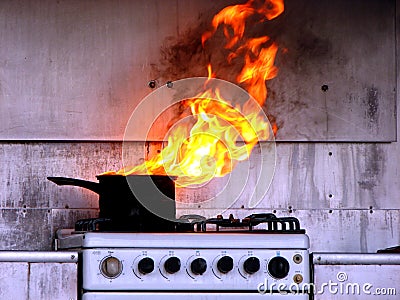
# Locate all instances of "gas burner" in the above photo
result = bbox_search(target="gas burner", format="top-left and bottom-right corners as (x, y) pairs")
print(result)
(178, 214), (207, 223)
(197, 213), (305, 233)
(74, 218), (112, 232)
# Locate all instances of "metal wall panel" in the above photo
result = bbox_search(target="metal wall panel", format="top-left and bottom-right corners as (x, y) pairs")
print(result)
(0, 0), (396, 141)
(0, 142), (123, 209)
(0, 141), (162, 209)
(268, 0), (397, 142)
(0, 208), (98, 250)
(177, 142), (399, 210)
(0, 141), (398, 211)
(0, 0), (175, 140)
(0, 140), (400, 251)
(0, 139), (400, 251)
(0, 209), (52, 250)
(295, 209), (400, 253)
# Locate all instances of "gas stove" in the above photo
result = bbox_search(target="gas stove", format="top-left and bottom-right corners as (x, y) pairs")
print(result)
(56, 213), (311, 299)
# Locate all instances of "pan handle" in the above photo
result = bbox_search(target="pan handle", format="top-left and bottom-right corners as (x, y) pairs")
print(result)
(47, 177), (100, 194)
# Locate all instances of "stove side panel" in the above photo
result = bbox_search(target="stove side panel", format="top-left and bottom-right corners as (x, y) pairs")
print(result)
(0, 261), (78, 300)
(0, 263), (28, 299)
(28, 262), (78, 300)
(313, 264), (400, 299)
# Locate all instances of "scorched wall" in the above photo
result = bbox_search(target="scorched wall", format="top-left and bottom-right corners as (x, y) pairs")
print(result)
(0, 0), (398, 252)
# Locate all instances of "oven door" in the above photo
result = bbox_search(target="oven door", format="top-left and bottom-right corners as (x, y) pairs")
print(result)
(82, 292), (309, 299)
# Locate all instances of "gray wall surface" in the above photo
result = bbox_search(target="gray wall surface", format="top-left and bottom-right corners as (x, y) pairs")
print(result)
(0, 0), (396, 141)
(0, 0), (399, 252)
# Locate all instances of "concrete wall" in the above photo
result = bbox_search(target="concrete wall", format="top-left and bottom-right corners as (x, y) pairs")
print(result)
(0, 0), (399, 252)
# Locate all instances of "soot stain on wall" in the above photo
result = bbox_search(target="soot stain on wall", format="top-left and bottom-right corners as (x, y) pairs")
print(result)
(357, 144), (385, 191)
(364, 87), (379, 125)
(359, 211), (369, 252)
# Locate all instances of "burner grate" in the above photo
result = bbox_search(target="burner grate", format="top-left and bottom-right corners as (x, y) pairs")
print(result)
(73, 213), (305, 233)
(188, 213), (306, 233)
(74, 218), (112, 232)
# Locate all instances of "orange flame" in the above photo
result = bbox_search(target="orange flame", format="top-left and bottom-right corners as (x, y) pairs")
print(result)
(106, 0), (284, 186)
(202, 0), (283, 104)
(207, 63), (215, 79)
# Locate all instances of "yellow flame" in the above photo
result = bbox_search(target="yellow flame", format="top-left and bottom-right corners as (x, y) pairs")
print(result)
(116, 87), (267, 187)
(106, 0), (284, 186)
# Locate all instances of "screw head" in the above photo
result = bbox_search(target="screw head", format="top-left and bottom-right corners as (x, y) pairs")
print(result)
(148, 80), (156, 88)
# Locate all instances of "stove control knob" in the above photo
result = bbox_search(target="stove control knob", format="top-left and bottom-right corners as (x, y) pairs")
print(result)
(138, 257), (154, 275)
(100, 256), (122, 278)
(164, 256), (181, 274)
(268, 256), (290, 279)
(191, 257), (207, 275)
(243, 256), (260, 274)
(217, 256), (234, 274)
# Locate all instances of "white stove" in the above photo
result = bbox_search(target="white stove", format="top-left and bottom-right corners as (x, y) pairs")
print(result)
(56, 214), (311, 300)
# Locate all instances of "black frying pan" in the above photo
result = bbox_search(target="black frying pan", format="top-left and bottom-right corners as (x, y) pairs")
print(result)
(48, 174), (176, 232)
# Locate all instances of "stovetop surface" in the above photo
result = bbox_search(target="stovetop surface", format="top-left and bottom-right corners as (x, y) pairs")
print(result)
(56, 229), (310, 249)
(56, 213), (309, 250)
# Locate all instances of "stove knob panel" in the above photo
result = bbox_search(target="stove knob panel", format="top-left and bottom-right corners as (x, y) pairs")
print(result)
(190, 257), (207, 275)
(164, 256), (181, 274)
(268, 256), (290, 279)
(138, 257), (154, 275)
(217, 256), (234, 274)
(100, 256), (123, 279)
(243, 256), (260, 275)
